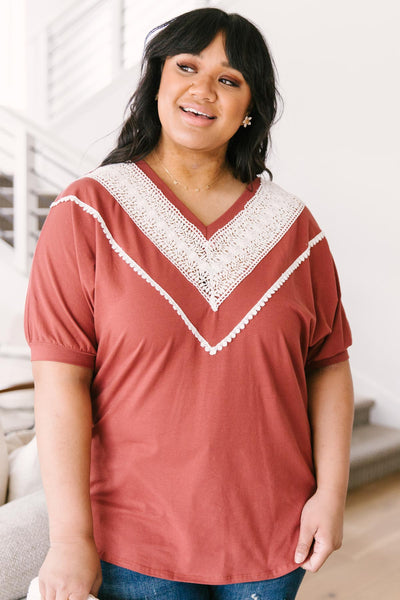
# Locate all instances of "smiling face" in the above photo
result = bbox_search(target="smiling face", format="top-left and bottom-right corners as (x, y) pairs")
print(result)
(156, 32), (252, 156)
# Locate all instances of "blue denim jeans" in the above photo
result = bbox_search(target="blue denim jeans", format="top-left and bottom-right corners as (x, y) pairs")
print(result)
(98, 561), (305, 600)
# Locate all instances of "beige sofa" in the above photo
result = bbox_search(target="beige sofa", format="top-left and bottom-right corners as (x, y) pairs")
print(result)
(0, 376), (49, 600)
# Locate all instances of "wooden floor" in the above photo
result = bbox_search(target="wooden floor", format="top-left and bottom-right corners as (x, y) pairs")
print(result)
(297, 473), (400, 600)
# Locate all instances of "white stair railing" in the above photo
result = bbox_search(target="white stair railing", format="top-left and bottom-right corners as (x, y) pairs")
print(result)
(0, 106), (96, 274)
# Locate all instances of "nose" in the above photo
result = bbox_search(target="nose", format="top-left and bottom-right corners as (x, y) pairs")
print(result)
(189, 75), (217, 102)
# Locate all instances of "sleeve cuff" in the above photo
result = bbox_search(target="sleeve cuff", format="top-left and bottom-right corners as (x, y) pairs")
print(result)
(306, 349), (349, 372)
(29, 342), (96, 369)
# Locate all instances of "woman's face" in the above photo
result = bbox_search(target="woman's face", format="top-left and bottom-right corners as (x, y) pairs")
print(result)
(156, 32), (252, 155)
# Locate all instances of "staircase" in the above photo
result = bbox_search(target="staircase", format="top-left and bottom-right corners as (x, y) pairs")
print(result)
(349, 398), (400, 490)
(0, 106), (96, 273)
(0, 174), (14, 246)
(0, 172), (55, 250)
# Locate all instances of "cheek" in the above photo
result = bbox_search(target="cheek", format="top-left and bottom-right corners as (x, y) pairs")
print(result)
(157, 71), (175, 113)
(157, 89), (176, 127)
(225, 89), (251, 119)
(224, 98), (248, 129)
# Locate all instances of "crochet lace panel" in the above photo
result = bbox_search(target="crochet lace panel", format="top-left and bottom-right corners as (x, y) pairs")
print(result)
(86, 163), (305, 311)
(51, 196), (325, 356)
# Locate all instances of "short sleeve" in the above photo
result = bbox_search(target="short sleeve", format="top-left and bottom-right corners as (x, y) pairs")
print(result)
(306, 237), (352, 371)
(24, 196), (97, 368)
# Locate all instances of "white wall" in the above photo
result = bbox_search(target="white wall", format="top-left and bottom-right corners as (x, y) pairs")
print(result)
(25, 0), (80, 37)
(217, 0), (400, 425)
(0, 0), (27, 110)
(54, 66), (141, 168)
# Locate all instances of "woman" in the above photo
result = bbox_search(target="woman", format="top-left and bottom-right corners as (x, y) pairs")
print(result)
(25, 8), (354, 600)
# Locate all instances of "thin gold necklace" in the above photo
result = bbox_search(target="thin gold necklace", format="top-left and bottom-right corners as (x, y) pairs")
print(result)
(155, 152), (224, 193)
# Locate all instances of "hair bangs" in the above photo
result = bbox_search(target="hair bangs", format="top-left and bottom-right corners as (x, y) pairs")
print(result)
(144, 9), (228, 64)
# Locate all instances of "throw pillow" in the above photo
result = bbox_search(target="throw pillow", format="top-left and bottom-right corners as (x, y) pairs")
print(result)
(7, 436), (42, 502)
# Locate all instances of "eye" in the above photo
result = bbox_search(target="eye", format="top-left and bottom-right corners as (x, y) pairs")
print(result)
(177, 62), (196, 73)
(219, 77), (239, 87)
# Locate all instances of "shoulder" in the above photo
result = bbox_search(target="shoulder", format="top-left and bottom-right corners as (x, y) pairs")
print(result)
(55, 161), (134, 198)
(256, 175), (323, 238)
(83, 161), (145, 191)
(49, 162), (146, 217)
(257, 175), (304, 208)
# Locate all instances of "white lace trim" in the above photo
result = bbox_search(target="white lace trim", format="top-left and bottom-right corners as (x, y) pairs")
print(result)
(86, 163), (305, 311)
(51, 196), (325, 356)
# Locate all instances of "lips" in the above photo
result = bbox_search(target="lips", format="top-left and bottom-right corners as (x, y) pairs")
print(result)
(180, 106), (216, 120)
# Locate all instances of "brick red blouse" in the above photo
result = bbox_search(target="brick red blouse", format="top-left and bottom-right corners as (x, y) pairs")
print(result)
(25, 160), (351, 584)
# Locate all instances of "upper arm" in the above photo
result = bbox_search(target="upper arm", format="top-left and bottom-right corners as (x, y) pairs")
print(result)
(306, 359), (354, 416)
(32, 361), (93, 390)
(25, 197), (97, 370)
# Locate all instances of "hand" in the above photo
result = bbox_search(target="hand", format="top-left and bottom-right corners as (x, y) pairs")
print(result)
(294, 488), (345, 572)
(38, 536), (102, 600)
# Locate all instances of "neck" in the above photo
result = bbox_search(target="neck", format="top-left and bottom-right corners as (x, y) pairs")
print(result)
(148, 137), (230, 192)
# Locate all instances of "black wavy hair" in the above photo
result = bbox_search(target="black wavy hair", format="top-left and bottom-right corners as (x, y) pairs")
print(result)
(100, 8), (281, 183)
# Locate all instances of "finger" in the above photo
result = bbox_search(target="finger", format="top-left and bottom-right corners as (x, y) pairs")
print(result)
(55, 588), (70, 600)
(38, 579), (46, 600)
(39, 582), (56, 600)
(67, 587), (94, 600)
(54, 581), (75, 600)
(301, 537), (332, 572)
(90, 572), (103, 598)
(294, 526), (315, 564)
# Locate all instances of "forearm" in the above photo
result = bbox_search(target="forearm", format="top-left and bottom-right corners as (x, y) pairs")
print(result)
(33, 361), (94, 543)
(294, 360), (354, 570)
(307, 360), (354, 502)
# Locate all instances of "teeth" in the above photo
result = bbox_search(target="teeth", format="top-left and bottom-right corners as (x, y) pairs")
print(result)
(182, 107), (213, 119)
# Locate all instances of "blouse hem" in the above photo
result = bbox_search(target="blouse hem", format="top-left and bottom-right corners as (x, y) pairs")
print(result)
(98, 550), (302, 585)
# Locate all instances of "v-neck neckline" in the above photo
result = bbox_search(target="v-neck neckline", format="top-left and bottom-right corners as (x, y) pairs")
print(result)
(136, 159), (261, 239)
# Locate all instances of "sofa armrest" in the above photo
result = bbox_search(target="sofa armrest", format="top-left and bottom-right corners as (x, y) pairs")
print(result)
(0, 419), (8, 505)
(0, 490), (49, 600)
